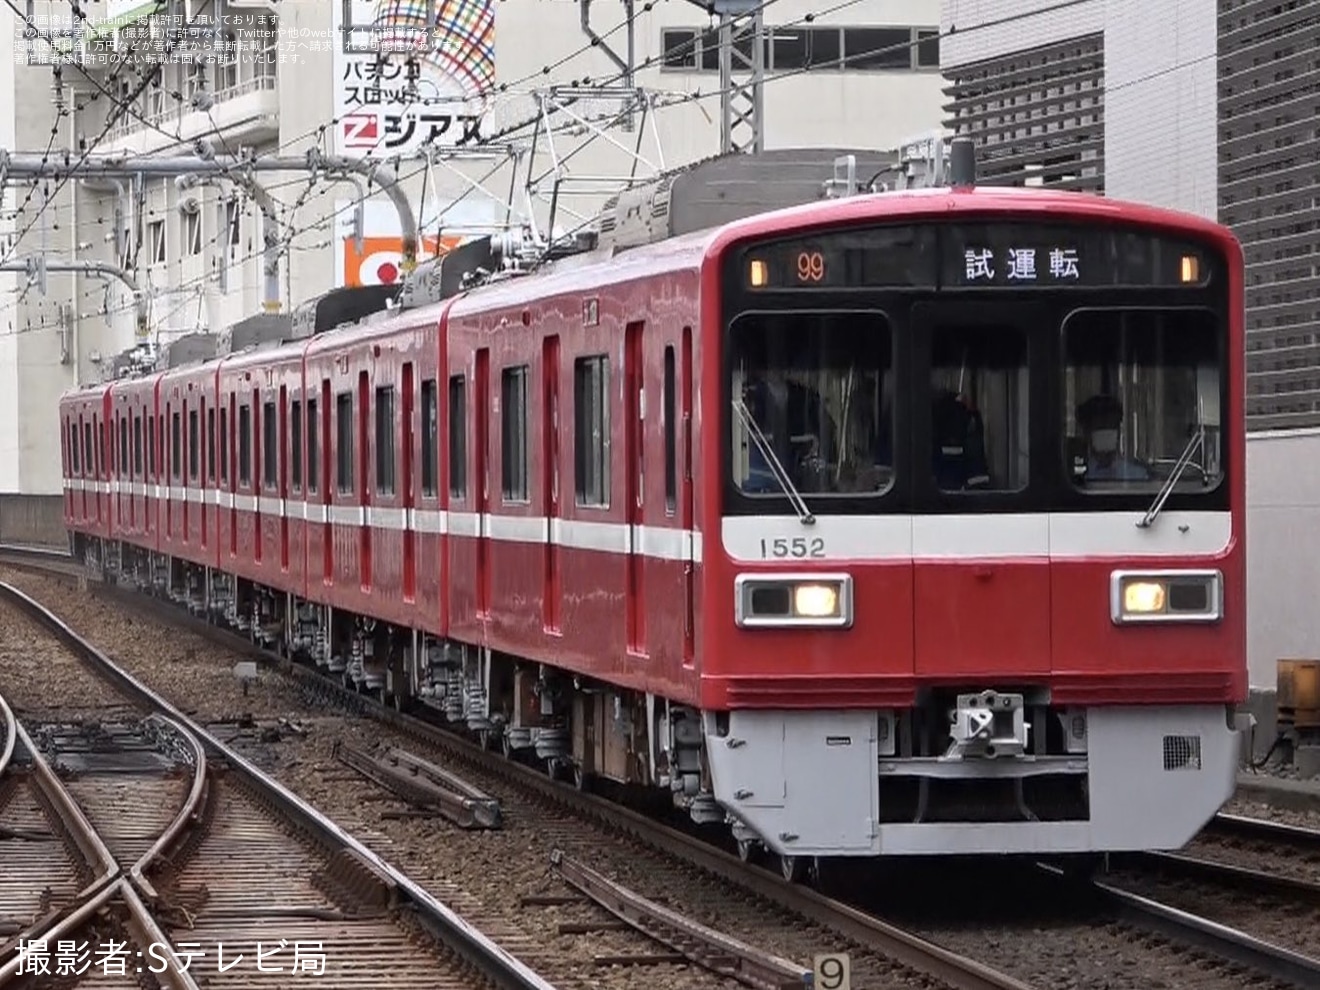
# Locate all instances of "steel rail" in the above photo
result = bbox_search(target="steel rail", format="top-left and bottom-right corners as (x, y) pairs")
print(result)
(1037, 863), (1320, 988)
(1211, 811), (1320, 850)
(91, 580), (1037, 990)
(1123, 849), (1320, 904)
(550, 848), (812, 990)
(0, 580), (561, 990)
(0, 718), (122, 981)
(130, 714), (210, 903)
(0, 692), (14, 778)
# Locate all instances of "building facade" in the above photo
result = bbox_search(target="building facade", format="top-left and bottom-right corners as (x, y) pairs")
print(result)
(939, 0), (1320, 692)
(0, 0), (946, 500)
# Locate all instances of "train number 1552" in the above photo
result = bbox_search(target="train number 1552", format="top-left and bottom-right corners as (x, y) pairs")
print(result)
(759, 536), (826, 559)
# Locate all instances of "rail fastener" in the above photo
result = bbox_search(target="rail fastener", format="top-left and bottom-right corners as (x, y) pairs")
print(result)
(548, 847), (812, 990)
(334, 740), (503, 829)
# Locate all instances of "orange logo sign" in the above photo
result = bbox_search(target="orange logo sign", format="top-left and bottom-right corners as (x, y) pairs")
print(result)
(342, 234), (466, 287)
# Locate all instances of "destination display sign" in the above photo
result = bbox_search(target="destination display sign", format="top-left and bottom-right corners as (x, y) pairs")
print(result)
(741, 222), (1215, 291)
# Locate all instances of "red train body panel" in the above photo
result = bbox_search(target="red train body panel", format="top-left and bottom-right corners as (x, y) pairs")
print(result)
(61, 163), (1249, 865)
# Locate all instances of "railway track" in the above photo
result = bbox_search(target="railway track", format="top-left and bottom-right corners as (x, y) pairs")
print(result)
(4, 552), (1319, 989)
(1, 561), (1035, 990)
(0, 585), (560, 989)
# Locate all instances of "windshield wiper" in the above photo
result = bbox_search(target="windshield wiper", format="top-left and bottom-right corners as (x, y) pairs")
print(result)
(1137, 424), (1206, 529)
(733, 398), (815, 525)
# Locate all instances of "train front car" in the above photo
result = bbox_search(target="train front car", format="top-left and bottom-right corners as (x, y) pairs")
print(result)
(699, 187), (1246, 867)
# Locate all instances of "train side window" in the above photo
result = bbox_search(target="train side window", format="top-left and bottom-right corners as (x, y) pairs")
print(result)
(421, 379), (438, 497)
(291, 399), (303, 492)
(82, 421), (92, 476)
(263, 400), (277, 490)
(147, 417), (155, 479)
(189, 408), (200, 481)
(336, 391), (353, 494)
(574, 355), (610, 507)
(501, 366), (529, 501)
(663, 345), (677, 513)
(448, 375), (466, 497)
(171, 409), (182, 481)
(156, 414), (163, 479)
(218, 407), (228, 484)
(70, 421), (80, 474)
(207, 408), (216, 482)
(95, 416), (103, 476)
(133, 415), (143, 478)
(238, 403), (252, 486)
(375, 386), (395, 495)
(306, 397), (319, 494)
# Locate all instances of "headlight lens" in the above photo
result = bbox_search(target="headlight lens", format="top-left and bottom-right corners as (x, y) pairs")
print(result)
(1123, 581), (1166, 614)
(793, 583), (839, 618)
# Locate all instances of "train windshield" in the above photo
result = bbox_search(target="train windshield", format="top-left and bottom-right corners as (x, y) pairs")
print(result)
(1063, 308), (1223, 493)
(729, 311), (894, 498)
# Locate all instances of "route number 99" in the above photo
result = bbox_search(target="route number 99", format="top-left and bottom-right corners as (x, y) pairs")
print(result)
(796, 250), (825, 283)
(813, 953), (850, 990)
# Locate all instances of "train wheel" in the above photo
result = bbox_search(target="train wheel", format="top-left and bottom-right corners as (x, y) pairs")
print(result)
(780, 855), (804, 883)
(572, 764), (590, 792)
(736, 838), (761, 865)
(501, 733), (514, 760)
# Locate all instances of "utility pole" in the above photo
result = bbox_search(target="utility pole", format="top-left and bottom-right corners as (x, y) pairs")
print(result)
(691, 0), (765, 155)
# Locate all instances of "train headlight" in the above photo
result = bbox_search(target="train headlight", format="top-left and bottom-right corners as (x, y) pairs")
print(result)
(794, 583), (838, 618)
(734, 573), (853, 628)
(1123, 581), (1166, 614)
(1110, 570), (1223, 624)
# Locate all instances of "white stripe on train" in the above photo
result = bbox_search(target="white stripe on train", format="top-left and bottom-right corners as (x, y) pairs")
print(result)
(67, 479), (1232, 562)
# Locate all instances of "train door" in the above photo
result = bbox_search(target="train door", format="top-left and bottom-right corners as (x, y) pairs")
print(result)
(680, 326), (695, 665)
(625, 321), (646, 655)
(279, 384), (290, 571)
(474, 348), (490, 615)
(542, 335), (560, 632)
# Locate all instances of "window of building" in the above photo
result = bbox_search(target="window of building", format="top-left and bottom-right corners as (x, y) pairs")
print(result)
(184, 209), (202, 256)
(916, 29), (940, 68)
(421, 378), (438, 497)
(148, 218), (166, 265)
(375, 385), (395, 495)
(262, 400), (277, 489)
(188, 408), (200, 480)
(306, 397), (319, 493)
(448, 375), (466, 497)
(218, 29), (238, 90)
(663, 345), (677, 512)
(501, 366), (528, 501)
(336, 392), (353, 494)
(226, 200), (241, 248)
(661, 24), (939, 72)
(660, 28), (697, 69)
(291, 399), (302, 491)
(238, 403), (251, 485)
(574, 356), (610, 506)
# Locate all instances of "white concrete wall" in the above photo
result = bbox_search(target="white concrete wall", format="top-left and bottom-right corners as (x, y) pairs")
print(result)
(940, 0), (1103, 67)
(1247, 431), (1320, 690)
(1102, 0), (1217, 218)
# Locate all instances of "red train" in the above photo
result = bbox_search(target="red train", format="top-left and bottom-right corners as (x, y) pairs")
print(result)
(60, 147), (1249, 878)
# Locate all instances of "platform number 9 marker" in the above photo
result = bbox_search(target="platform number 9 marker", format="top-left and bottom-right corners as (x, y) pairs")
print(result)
(813, 953), (850, 990)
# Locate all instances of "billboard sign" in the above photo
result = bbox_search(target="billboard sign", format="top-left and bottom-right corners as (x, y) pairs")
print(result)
(333, 0), (496, 157)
